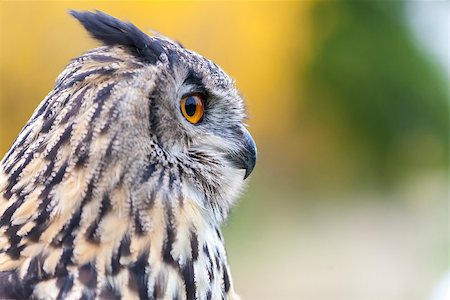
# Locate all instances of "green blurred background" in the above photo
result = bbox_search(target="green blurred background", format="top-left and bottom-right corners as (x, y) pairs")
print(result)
(0, 2), (448, 299)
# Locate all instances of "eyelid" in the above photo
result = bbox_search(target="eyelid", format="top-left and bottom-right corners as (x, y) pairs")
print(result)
(181, 90), (208, 106)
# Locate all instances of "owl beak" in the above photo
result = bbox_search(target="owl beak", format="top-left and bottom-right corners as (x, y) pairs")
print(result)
(229, 128), (257, 180)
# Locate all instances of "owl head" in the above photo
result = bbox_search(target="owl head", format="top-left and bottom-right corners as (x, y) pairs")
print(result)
(46, 10), (257, 223)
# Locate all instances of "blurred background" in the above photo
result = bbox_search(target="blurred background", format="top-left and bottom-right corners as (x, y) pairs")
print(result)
(0, 1), (448, 299)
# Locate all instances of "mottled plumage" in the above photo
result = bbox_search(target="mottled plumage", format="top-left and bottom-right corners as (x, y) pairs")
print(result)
(0, 10), (256, 299)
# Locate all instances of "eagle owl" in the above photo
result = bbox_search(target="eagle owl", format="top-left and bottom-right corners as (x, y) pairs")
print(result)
(0, 10), (256, 299)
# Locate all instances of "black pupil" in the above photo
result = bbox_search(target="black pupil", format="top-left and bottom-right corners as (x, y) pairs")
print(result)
(185, 96), (198, 117)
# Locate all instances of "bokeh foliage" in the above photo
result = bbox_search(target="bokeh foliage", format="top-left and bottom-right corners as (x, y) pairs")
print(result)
(302, 1), (449, 185)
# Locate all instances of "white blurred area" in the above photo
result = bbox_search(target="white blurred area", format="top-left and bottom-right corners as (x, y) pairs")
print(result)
(407, 1), (450, 76)
(407, 3), (449, 300)
(429, 271), (450, 300)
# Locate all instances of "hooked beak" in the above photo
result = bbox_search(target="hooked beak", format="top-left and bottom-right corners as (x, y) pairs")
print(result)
(228, 128), (257, 180)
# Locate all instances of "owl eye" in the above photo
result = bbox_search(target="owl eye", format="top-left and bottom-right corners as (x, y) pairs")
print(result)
(180, 93), (204, 124)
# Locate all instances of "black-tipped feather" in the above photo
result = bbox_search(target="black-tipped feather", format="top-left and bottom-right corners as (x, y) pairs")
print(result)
(70, 10), (165, 64)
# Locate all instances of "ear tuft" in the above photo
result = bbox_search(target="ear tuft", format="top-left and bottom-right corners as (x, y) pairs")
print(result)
(70, 10), (165, 64)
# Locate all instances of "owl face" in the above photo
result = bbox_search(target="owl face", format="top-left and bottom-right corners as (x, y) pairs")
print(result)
(148, 38), (255, 173)
(142, 38), (257, 215)
(67, 11), (256, 221)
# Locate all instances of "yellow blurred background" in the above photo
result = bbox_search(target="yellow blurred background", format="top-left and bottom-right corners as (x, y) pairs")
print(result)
(0, 2), (448, 300)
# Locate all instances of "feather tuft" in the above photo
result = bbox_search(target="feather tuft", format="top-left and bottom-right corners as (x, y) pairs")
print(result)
(70, 10), (165, 64)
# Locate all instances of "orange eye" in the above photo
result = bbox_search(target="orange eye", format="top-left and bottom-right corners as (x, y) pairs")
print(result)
(180, 93), (204, 124)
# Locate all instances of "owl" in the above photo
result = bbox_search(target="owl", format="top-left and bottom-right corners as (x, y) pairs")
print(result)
(0, 10), (256, 299)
